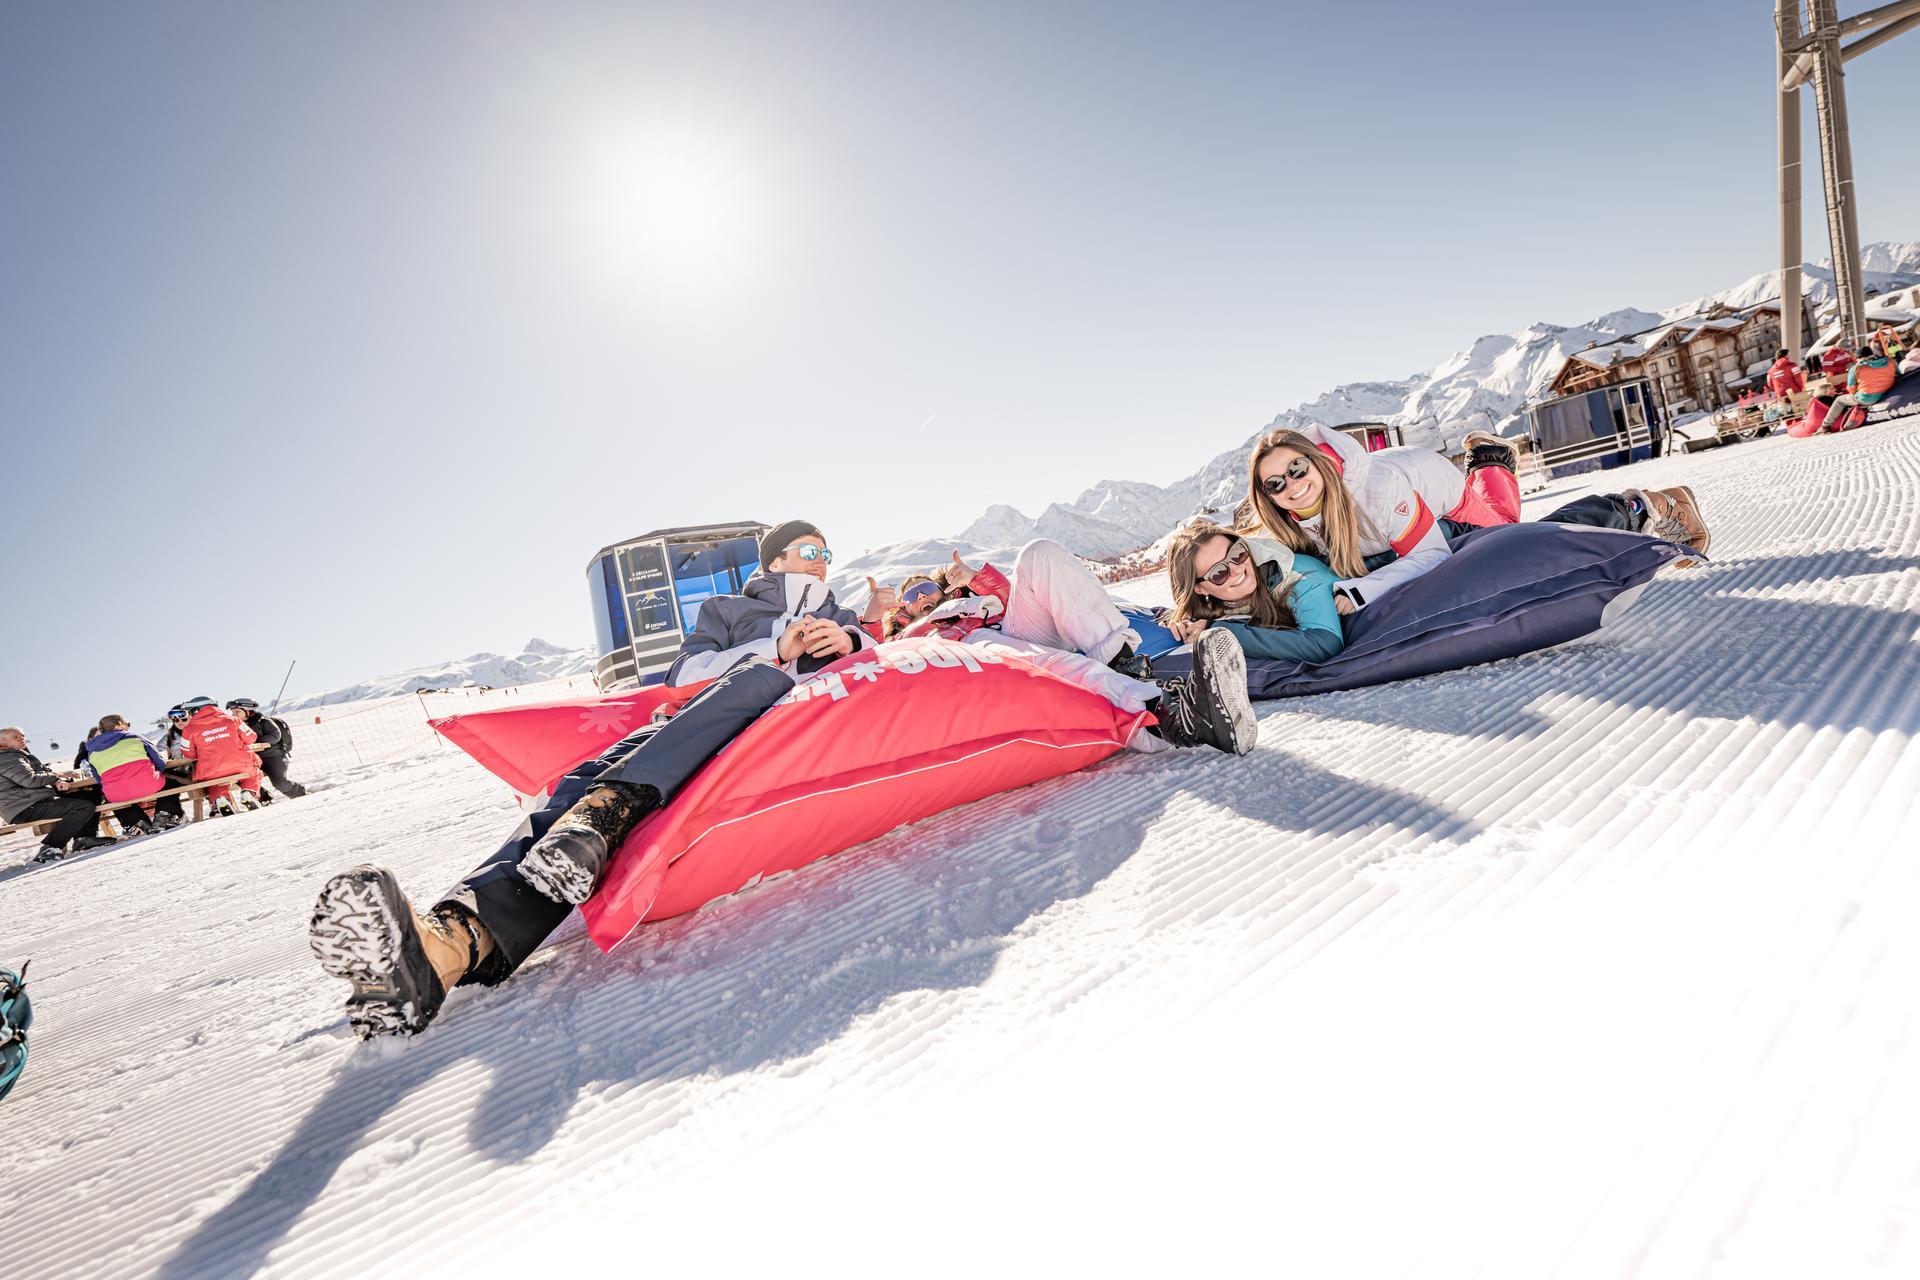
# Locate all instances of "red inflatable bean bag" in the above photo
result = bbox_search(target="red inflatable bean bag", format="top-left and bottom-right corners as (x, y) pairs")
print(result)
(432, 683), (706, 797)
(433, 638), (1151, 952)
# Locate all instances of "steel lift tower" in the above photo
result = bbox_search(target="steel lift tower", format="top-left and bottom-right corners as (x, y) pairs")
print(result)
(1775, 0), (1919, 355)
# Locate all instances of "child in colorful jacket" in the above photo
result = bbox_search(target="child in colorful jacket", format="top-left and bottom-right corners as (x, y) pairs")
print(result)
(1823, 341), (1900, 431)
(78, 717), (187, 832)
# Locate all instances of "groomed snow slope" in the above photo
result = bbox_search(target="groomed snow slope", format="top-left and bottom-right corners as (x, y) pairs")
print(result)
(7, 423), (1920, 1278)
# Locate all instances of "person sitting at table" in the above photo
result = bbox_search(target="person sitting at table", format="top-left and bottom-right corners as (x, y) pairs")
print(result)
(78, 716), (186, 834)
(0, 726), (119, 862)
(226, 698), (306, 801)
(177, 696), (264, 814)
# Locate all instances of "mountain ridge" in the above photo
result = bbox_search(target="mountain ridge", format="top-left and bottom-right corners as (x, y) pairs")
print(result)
(832, 239), (1920, 590)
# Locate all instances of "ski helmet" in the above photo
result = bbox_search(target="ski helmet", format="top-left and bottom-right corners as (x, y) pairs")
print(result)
(179, 696), (216, 713)
(0, 962), (29, 1105)
(225, 698), (259, 712)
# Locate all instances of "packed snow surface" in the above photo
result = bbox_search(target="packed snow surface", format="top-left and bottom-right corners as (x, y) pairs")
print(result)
(7, 423), (1920, 1276)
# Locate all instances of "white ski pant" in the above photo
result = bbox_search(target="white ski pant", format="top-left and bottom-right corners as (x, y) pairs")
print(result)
(999, 539), (1142, 666)
(965, 633), (1170, 754)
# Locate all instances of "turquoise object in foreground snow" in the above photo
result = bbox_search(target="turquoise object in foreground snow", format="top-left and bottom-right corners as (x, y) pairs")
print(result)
(0, 961), (31, 1104)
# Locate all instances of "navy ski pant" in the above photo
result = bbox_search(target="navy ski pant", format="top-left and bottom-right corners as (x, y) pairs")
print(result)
(1435, 492), (1641, 544)
(437, 657), (796, 985)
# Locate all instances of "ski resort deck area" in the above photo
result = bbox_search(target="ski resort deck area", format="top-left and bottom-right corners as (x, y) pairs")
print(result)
(6, 422), (1920, 1278)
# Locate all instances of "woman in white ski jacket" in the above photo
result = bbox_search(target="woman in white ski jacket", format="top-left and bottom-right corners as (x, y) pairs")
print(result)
(1245, 426), (1475, 613)
(1247, 426), (1714, 611)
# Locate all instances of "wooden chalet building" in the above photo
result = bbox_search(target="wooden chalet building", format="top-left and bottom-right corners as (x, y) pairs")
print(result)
(1547, 299), (1813, 413)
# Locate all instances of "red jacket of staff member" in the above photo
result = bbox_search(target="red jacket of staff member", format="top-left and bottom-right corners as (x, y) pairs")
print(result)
(1821, 347), (1856, 381)
(181, 704), (261, 790)
(1766, 355), (1805, 397)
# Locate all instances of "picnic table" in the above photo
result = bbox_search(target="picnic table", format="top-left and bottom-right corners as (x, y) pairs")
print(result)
(0, 771), (255, 843)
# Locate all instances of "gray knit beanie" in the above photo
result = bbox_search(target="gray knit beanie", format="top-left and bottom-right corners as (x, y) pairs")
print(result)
(759, 520), (824, 570)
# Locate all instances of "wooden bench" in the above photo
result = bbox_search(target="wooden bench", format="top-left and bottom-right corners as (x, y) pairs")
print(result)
(0, 773), (253, 842)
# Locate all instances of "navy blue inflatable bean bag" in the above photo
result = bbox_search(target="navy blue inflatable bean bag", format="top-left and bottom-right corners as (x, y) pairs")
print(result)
(1132, 522), (1694, 700)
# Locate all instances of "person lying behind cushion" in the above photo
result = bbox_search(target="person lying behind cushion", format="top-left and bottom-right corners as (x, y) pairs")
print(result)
(879, 573), (947, 639)
(666, 520), (879, 686)
(1162, 520), (1344, 666)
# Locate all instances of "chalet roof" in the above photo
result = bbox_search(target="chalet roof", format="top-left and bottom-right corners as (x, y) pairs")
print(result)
(1568, 340), (1645, 370)
(1555, 300), (1789, 386)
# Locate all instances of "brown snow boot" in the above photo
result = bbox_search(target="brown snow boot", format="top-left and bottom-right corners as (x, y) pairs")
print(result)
(517, 781), (661, 906)
(1630, 486), (1710, 568)
(310, 865), (496, 1038)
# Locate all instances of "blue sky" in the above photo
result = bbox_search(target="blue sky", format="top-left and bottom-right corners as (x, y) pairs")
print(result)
(3, 1), (1915, 747)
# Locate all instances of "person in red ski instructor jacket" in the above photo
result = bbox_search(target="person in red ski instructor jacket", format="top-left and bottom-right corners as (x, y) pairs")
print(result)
(178, 697), (263, 810)
(1765, 348), (1805, 397)
(1821, 346), (1856, 383)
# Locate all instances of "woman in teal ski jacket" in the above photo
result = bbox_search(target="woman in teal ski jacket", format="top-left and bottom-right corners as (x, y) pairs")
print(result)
(1163, 519), (1345, 666)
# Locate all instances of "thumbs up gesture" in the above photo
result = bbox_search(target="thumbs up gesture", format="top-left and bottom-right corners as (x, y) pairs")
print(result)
(860, 574), (897, 624)
(946, 550), (977, 592)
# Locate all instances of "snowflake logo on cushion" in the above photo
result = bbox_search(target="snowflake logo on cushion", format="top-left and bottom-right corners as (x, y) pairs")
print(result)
(578, 705), (635, 735)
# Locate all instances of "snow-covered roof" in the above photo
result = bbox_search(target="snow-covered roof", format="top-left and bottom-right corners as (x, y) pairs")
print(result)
(1568, 340), (1645, 369)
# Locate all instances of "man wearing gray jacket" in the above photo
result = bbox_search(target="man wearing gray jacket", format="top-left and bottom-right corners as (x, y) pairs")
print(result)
(667, 519), (878, 685)
(310, 519), (883, 1036)
(1, 727), (117, 862)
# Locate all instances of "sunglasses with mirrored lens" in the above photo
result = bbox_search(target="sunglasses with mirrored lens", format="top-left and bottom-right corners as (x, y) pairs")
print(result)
(902, 580), (942, 604)
(1260, 456), (1314, 495)
(1199, 542), (1252, 587)
(785, 542), (833, 564)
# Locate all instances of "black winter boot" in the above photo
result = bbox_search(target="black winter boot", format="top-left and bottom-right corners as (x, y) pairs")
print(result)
(1148, 629), (1257, 755)
(1107, 643), (1154, 682)
(1462, 431), (1518, 475)
(518, 781), (662, 906)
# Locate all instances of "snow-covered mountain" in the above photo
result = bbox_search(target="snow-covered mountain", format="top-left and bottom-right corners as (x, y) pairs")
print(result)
(1662, 241), (1920, 318)
(833, 239), (1920, 592)
(277, 638), (595, 711)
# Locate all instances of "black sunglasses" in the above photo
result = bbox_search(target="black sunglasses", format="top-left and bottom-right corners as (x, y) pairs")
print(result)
(1198, 541), (1252, 587)
(1260, 456), (1314, 495)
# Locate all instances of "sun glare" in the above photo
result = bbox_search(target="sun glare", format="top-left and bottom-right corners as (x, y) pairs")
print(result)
(569, 123), (765, 288)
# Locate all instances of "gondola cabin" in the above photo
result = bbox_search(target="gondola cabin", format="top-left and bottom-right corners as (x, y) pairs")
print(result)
(586, 521), (769, 691)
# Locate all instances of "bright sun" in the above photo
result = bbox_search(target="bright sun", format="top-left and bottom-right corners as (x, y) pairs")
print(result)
(569, 124), (764, 286)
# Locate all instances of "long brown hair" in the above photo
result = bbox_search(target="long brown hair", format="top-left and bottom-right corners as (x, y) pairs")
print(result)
(1166, 520), (1296, 630)
(1245, 429), (1380, 579)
